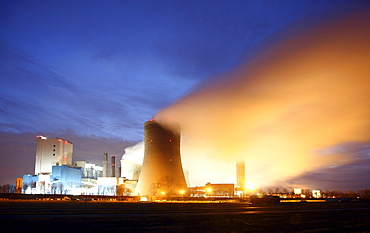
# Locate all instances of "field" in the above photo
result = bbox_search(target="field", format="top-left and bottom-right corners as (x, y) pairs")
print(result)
(0, 201), (369, 232)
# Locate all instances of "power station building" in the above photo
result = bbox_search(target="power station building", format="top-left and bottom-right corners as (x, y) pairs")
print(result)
(34, 136), (73, 175)
(22, 136), (105, 195)
(134, 120), (188, 196)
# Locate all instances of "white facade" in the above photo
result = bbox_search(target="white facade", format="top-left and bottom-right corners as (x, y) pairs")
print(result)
(23, 165), (82, 194)
(98, 177), (123, 196)
(34, 136), (73, 175)
(73, 161), (103, 179)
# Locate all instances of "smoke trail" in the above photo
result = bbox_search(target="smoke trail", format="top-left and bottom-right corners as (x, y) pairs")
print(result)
(155, 10), (370, 188)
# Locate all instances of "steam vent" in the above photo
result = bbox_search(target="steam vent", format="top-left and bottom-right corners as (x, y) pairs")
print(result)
(135, 120), (188, 196)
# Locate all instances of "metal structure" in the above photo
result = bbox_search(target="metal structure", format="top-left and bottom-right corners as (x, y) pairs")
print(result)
(135, 120), (188, 196)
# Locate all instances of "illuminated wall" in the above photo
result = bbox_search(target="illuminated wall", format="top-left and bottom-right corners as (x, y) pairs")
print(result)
(52, 165), (82, 186)
(22, 174), (38, 194)
(34, 136), (73, 175)
(73, 160), (103, 179)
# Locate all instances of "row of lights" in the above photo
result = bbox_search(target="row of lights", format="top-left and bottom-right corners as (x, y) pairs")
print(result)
(158, 182), (256, 197)
(160, 190), (186, 195)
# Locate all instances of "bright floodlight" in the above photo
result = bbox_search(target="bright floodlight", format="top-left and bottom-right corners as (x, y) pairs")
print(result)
(246, 181), (256, 191)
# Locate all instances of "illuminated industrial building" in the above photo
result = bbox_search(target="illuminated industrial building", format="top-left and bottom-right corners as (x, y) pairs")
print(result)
(188, 182), (235, 198)
(23, 165), (82, 194)
(34, 136), (73, 175)
(73, 160), (103, 194)
(134, 120), (188, 196)
(22, 136), (106, 195)
(74, 161), (103, 180)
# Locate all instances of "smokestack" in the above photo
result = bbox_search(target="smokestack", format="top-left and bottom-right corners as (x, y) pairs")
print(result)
(236, 161), (245, 192)
(103, 153), (108, 177)
(111, 155), (116, 177)
(135, 120), (188, 196)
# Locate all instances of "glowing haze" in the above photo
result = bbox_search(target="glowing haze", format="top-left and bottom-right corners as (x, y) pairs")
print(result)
(155, 11), (370, 188)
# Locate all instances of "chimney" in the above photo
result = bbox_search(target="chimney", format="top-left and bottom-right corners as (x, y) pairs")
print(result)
(103, 153), (108, 177)
(111, 155), (116, 177)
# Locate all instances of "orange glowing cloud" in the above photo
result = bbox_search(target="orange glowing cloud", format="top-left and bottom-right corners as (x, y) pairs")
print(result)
(155, 10), (370, 188)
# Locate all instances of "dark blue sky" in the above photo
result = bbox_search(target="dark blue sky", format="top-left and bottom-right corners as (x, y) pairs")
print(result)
(0, 0), (369, 190)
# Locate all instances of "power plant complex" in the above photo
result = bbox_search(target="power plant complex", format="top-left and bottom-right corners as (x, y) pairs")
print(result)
(12, 119), (322, 200)
(17, 119), (241, 198)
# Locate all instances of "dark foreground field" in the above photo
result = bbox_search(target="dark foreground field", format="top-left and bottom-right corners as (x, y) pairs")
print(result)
(0, 201), (369, 233)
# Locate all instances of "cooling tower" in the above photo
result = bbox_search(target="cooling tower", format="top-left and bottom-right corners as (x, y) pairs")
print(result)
(135, 120), (188, 196)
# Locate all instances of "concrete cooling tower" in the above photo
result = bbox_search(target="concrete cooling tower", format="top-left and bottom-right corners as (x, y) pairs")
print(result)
(134, 120), (188, 196)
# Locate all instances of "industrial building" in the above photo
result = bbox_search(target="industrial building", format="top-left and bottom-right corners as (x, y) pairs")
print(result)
(23, 165), (82, 194)
(21, 136), (105, 195)
(34, 136), (73, 175)
(134, 120), (188, 197)
(188, 182), (235, 198)
(18, 123), (246, 198)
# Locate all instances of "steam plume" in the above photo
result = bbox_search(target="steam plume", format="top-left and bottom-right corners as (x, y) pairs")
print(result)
(155, 10), (370, 188)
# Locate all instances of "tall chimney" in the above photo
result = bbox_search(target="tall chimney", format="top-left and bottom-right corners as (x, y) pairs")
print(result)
(111, 155), (116, 177)
(103, 153), (108, 177)
(134, 120), (188, 196)
(236, 161), (245, 192)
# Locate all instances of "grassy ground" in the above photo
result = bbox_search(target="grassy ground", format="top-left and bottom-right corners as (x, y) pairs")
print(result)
(0, 201), (369, 232)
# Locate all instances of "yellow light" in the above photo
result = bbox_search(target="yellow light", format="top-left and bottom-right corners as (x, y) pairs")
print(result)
(180, 190), (185, 194)
(161, 191), (165, 195)
(206, 188), (212, 193)
(246, 181), (255, 191)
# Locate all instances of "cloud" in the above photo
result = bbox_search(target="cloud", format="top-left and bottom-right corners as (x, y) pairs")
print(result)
(155, 10), (370, 189)
(287, 156), (370, 191)
(121, 141), (144, 164)
(0, 41), (153, 140)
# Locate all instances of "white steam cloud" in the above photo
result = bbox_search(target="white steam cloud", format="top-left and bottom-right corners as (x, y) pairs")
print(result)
(155, 10), (370, 188)
(120, 141), (144, 179)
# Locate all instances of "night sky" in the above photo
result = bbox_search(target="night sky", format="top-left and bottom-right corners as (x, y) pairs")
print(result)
(1, 0), (369, 191)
